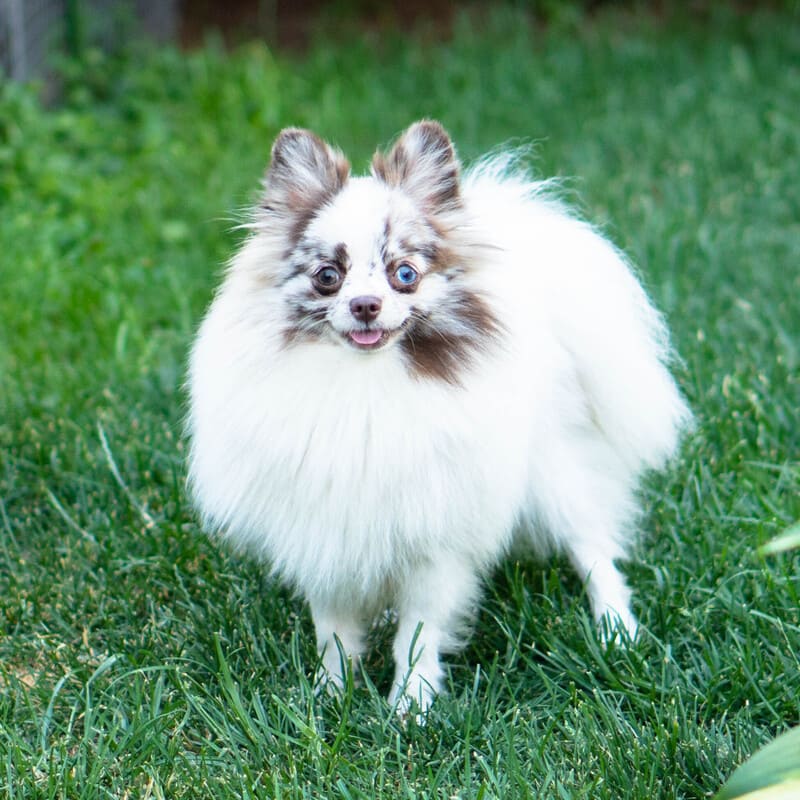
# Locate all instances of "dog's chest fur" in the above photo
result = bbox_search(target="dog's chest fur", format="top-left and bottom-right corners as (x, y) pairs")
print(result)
(193, 332), (532, 598)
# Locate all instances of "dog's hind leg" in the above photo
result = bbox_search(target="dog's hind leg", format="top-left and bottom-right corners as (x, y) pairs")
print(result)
(565, 540), (639, 642)
(528, 431), (641, 643)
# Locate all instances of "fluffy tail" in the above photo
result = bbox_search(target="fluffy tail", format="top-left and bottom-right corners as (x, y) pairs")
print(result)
(463, 153), (692, 473)
(564, 237), (692, 471)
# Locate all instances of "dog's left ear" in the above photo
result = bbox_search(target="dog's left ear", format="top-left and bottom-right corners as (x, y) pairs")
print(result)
(372, 120), (461, 213)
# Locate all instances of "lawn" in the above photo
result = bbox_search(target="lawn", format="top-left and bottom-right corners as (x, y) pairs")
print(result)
(1, 5), (799, 798)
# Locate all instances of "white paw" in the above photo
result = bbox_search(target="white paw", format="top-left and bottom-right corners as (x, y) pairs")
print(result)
(596, 606), (639, 645)
(388, 672), (440, 721)
(315, 651), (360, 696)
(314, 665), (344, 697)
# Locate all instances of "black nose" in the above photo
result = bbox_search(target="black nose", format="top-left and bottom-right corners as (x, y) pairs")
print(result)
(349, 295), (382, 323)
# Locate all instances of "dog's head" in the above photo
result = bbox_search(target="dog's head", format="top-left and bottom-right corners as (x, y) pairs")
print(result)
(254, 120), (499, 384)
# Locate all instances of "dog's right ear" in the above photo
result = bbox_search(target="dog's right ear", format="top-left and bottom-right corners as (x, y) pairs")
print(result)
(261, 128), (350, 243)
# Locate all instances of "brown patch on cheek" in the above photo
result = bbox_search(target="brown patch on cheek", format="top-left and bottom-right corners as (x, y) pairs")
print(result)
(450, 288), (500, 336)
(400, 290), (501, 385)
(282, 294), (329, 347)
(401, 328), (465, 385)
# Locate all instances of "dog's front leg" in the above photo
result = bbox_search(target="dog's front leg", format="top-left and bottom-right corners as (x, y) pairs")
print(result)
(308, 597), (366, 692)
(390, 556), (480, 716)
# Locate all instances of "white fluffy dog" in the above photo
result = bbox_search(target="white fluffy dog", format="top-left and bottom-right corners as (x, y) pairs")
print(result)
(187, 120), (690, 712)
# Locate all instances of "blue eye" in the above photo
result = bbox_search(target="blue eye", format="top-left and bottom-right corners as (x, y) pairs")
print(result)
(394, 263), (419, 286)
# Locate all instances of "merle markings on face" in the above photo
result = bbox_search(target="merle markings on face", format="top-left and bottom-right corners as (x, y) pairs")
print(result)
(259, 120), (501, 384)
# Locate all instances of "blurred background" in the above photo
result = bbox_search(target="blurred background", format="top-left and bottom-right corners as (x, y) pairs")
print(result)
(4, 1), (792, 85)
(7, 0), (472, 83)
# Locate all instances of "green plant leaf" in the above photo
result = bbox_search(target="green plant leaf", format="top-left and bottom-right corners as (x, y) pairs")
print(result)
(759, 522), (800, 556)
(715, 728), (800, 800)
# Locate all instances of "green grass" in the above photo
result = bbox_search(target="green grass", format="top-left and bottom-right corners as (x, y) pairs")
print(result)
(1, 6), (799, 798)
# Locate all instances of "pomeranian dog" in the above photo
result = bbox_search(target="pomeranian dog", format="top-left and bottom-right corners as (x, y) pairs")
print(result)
(187, 120), (690, 712)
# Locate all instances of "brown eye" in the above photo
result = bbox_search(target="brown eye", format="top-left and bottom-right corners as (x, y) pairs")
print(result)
(313, 266), (343, 293)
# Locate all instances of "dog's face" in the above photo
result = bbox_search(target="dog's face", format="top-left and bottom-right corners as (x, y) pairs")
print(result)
(255, 121), (499, 383)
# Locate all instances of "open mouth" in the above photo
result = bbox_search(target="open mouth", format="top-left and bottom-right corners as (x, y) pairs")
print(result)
(347, 328), (391, 351)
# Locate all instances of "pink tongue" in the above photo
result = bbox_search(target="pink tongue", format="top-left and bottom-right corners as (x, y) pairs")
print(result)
(350, 329), (383, 346)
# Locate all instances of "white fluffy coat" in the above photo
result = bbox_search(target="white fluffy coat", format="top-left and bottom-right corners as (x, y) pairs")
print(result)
(187, 122), (690, 711)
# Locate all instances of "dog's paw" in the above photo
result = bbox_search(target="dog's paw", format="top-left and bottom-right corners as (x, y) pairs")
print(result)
(388, 672), (439, 723)
(314, 666), (344, 697)
(314, 656), (362, 698)
(596, 607), (639, 646)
